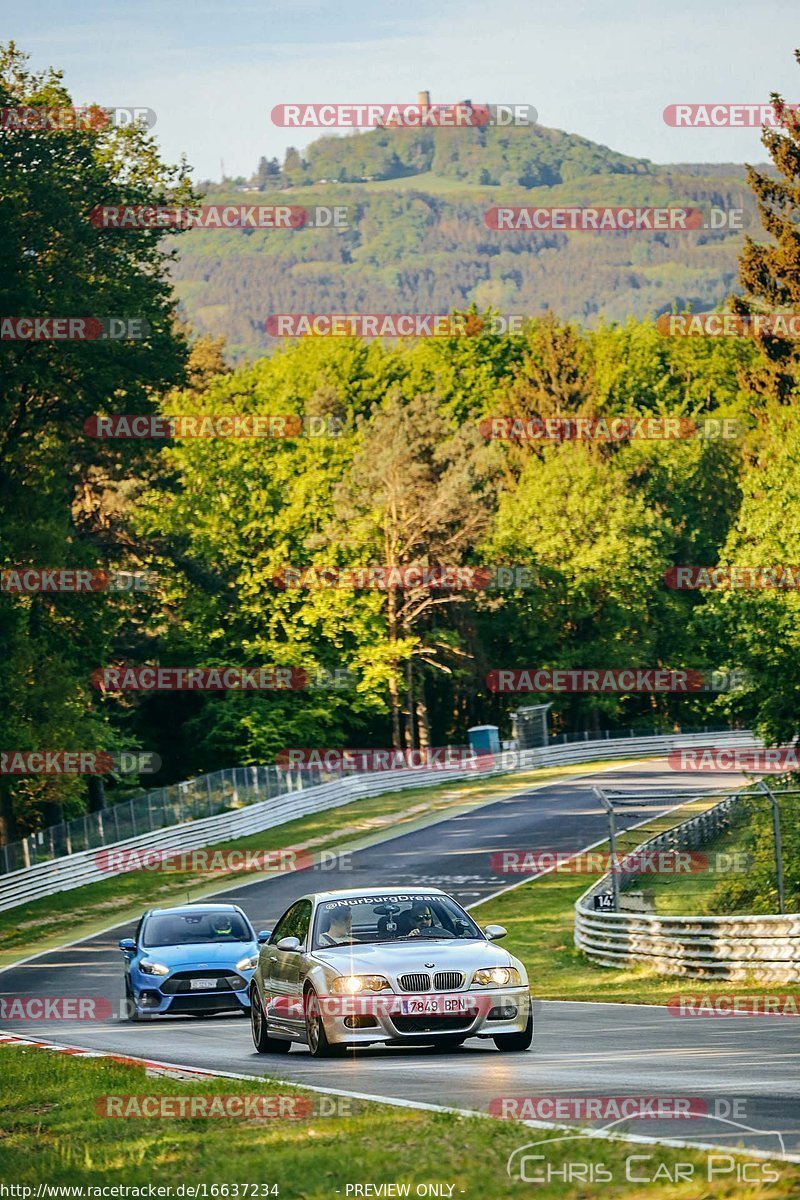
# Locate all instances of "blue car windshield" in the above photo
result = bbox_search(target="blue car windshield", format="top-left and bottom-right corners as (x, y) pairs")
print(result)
(143, 911), (252, 947)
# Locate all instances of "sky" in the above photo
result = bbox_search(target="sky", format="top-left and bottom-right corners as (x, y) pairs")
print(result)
(5, 0), (797, 180)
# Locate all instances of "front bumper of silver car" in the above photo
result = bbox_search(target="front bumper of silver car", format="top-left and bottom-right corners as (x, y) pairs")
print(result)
(316, 986), (531, 1045)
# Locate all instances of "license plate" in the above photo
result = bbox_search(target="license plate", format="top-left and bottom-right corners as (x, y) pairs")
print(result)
(400, 997), (469, 1015)
(190, 978), (217, 991)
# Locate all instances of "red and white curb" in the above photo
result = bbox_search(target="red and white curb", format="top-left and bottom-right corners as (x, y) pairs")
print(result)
(0, 1031), (218, 1079)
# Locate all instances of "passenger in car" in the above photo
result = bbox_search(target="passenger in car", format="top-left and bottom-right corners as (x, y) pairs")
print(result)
(317, 908), (353, 946)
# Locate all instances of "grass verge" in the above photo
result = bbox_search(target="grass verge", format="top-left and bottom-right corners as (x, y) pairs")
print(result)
(0, 1042), (795, 1198)
(641, 821), (753, 916)
(472, 797), (795, 1004)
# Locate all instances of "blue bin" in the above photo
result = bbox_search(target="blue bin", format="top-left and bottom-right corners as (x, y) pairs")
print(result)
(468, 724), (500, 757)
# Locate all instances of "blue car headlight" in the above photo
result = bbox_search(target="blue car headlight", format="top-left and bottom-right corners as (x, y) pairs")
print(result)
(236, 953), (259, 972)
(139, 959), (170, 976)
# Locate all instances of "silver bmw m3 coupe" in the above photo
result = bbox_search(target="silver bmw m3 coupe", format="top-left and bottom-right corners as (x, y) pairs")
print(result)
(249, 886), (532, 1057)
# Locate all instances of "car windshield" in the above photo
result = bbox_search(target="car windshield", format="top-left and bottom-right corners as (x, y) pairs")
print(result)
(312, 893), (483, 949)
(142, 911), (252, 947)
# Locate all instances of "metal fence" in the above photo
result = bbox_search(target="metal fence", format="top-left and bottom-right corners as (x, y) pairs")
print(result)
(575, 787), (800, 982)
(0, 763), (345, 876)
(0, 730), (761, 913)
(551, 723), (738, 745)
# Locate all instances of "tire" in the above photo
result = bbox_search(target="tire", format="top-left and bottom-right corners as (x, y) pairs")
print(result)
(304, 988), (345, 1058)
(493, 1009), (533, 1052)
(124, 979), (146, 1022)
(250, 986), (292, 1054)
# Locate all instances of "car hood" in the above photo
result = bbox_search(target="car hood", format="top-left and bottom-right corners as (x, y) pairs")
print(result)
(138, 941), (256, 968)
(311, 938), (519, 976)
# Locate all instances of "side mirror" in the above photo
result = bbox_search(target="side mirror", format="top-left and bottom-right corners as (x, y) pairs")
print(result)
(484, 924), (507, 941)
(257, 930), (272, 944)
(118, 937), (136, 953)
(276, 936), (301, 952)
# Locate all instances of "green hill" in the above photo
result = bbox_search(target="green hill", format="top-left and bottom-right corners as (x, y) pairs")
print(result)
(178, 122), (758, 360)
(288, 119), (653, 187)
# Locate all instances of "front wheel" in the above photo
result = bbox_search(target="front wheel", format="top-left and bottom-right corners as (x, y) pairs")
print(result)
(304, 989), (345, 1058)
(124, 979), (149, 1022)
(493, 1009), (533, 1052)
(251, 987), (292, 1053)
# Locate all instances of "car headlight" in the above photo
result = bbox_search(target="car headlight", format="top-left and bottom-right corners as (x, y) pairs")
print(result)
(470, 966), (521, 988)
(139, 959), (170, 976)
(236, 954), (260, 971)
(330, 975), (392, 994)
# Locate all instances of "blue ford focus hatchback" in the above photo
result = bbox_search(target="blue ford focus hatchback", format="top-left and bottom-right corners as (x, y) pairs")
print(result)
(119, 903), (265, 1020)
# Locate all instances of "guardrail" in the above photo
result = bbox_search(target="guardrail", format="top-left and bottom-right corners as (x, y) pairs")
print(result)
(0, 765), (323, 875)
(575, 788), (800, 982)
(0, 730), (759, 913)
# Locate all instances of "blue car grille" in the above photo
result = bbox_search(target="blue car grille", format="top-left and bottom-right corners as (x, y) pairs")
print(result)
(160, 971), (247, 994)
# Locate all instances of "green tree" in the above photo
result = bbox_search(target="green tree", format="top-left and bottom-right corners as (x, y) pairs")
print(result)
(732, 49), (800, 408)
(485, 444), (675, 733)
(334, 389), (500, 747)
(131, 340), (393, 771)
(0, 43), (192, 838)
(698, 407), (800, 743)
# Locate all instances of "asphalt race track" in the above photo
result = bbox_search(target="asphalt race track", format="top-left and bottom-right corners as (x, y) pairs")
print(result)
(3, 761), (799, 1158)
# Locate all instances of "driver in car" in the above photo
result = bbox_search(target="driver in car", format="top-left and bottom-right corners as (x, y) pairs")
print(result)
(317, 907), (353, 947)
(405, 904), (435, 937)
